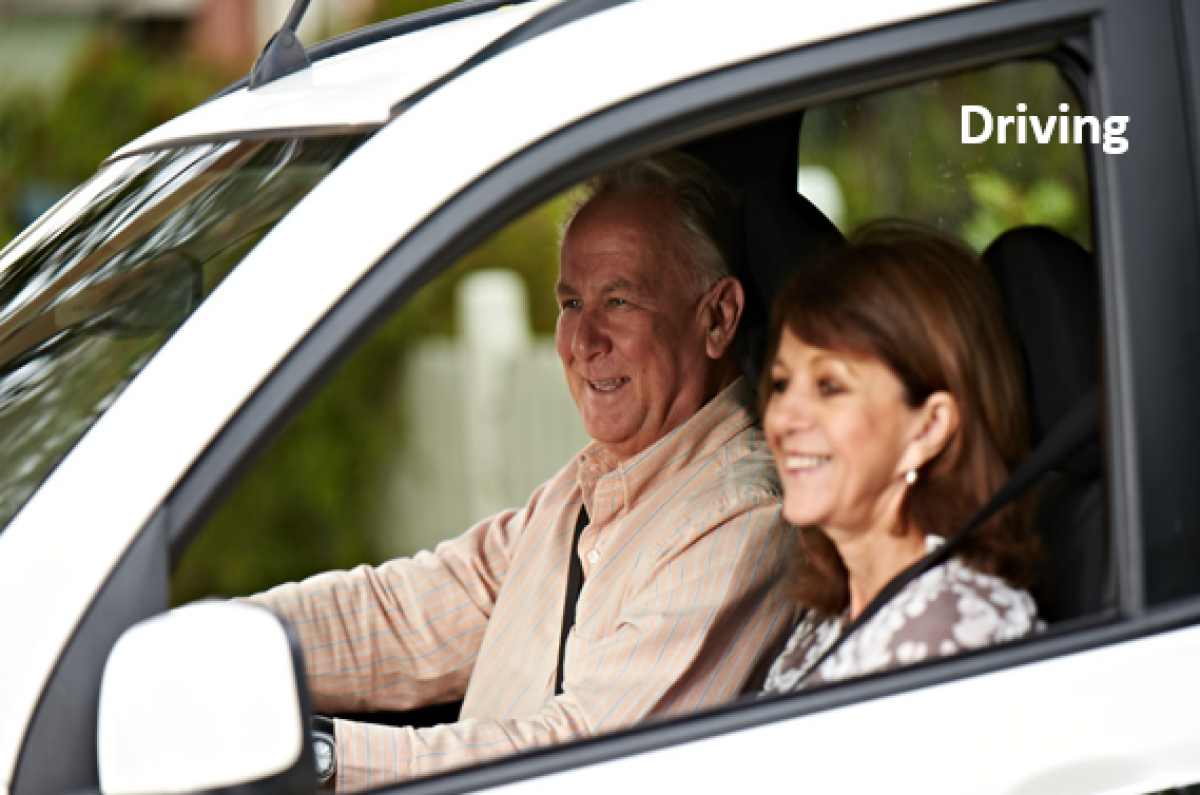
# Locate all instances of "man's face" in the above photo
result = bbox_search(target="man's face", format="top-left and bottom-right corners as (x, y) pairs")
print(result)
(555, 191), (723, 460)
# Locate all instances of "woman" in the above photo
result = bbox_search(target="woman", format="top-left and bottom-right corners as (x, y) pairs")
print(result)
(760, 220), (1040, 694)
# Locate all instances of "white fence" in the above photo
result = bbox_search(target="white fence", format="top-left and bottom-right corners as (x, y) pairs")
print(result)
(377, 271), (591, 558)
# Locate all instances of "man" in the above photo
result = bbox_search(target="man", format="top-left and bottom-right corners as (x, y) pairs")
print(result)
(249, 152), (799, 791)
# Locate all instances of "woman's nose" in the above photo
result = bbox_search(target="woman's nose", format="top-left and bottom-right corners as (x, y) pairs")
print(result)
(769, 386), (817, 432)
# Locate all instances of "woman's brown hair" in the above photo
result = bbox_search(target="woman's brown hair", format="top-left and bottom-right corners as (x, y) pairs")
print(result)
(761, 219), (1039, 617)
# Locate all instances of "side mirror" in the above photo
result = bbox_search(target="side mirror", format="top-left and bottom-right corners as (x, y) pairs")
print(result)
(97, 602), (315, 795)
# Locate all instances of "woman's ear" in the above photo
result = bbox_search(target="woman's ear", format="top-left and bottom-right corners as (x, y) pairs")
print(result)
(703, 277), (745, 360)
(898, 391), (960, 475)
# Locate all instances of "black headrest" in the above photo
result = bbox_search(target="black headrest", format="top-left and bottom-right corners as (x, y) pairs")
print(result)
(982, 226), (1100, 473)
(739, 184), (844, 391)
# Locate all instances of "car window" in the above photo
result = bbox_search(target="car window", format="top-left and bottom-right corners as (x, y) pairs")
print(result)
(175, 59), (1105, 625)
(798, 59), (1091, 252)
(0, 135), (364, 535)
(167, 43), (1118, 795)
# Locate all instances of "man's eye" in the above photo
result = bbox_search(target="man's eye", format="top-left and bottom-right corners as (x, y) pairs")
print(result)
(608, 297), (630, 308)
(561, 299), (582, 311)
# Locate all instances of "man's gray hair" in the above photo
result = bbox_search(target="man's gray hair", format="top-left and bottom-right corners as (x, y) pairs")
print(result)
(562, 151), (739, 297)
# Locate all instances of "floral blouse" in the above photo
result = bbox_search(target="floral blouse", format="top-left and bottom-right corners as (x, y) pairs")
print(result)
(761, 535), (1039, 694)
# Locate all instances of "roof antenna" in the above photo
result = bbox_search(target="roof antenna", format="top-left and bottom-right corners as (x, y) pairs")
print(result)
(249, 0), (313, 90)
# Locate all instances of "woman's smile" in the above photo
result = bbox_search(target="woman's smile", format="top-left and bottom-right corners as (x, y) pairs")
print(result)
(780, 453), (831, 476)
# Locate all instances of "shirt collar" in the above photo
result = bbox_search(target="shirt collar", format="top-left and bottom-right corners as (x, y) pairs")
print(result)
(576, 377), (757, 514)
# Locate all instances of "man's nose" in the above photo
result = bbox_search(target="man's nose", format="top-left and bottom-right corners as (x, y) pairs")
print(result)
(571, 308), (611, 360)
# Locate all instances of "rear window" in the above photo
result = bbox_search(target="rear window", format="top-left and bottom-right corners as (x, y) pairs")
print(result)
(0, 135), (364, 534)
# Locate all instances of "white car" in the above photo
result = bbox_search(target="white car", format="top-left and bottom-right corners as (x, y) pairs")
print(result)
(2, 0), (1199, 793)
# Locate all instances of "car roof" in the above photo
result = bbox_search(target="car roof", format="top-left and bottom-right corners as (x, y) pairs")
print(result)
(108, 0), (993, 161)
(110, 0), (557, 160)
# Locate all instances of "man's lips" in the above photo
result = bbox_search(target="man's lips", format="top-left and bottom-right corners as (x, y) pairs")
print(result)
(585, 376), (630, 393)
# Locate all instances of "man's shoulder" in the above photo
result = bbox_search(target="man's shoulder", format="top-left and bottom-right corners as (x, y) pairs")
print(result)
(656, 423), (782, 525)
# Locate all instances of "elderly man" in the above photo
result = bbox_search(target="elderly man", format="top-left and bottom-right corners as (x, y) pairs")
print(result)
(249, 152), (799, 791)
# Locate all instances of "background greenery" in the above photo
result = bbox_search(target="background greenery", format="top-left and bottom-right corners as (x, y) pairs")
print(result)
(800, 60), (1090, 251)
(0, 35), (233, 246)
(0, 11), (1092, 605)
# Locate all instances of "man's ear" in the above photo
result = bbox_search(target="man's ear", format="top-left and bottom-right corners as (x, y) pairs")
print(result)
(703, 277), (745, 360)
(897, 391), (960, 476)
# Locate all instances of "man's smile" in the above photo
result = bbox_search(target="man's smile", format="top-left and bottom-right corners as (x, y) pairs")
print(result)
(586, 376), (631, 393)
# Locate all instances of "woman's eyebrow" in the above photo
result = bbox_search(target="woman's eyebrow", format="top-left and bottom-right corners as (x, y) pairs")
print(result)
(809, 351), (856, 375)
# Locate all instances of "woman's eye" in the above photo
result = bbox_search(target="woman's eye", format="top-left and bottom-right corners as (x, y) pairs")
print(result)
(770, 377), (788, 394)
(817, 378), (842, 397)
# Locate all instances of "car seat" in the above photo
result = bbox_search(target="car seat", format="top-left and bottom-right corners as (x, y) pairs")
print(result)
(982, 226), (1111, 623)
(737, 184), (844, 392)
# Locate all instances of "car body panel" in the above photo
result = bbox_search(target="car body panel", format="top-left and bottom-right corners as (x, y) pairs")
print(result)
(470, 625), (1200, 795)
(110, 0), (993, 160)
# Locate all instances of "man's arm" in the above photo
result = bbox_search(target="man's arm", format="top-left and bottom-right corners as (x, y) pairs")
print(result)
(247, 501), (529, 714)
(330, 497), (798, 792)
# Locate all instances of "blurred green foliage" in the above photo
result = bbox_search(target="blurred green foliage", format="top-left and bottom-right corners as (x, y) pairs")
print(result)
(800, 60), (1091, 251)
(0, 34), (232, 247)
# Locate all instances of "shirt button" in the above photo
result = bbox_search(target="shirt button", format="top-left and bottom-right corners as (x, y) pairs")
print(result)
(587, 550), (601, 564)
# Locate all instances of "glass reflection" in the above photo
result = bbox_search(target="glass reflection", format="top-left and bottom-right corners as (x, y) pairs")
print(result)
(0, 135), (364, 532)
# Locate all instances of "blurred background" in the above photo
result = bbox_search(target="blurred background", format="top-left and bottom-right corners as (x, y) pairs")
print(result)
(0, 1), (1090, 605)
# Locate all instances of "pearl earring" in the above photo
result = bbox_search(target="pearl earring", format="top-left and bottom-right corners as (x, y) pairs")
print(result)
(905, 469), (918, 485)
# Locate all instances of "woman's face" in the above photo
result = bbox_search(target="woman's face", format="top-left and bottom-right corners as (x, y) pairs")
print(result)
(764, 328), (930, 538)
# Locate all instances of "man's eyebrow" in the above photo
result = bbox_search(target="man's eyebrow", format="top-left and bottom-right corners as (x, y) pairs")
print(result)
(555, 278), (651, 298)
(600, 278), (650, 298)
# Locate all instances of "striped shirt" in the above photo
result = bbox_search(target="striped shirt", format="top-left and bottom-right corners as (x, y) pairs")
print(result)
(249, 379), (799, 791)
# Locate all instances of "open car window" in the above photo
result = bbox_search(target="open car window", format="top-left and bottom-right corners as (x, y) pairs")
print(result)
(170, 42), (1108, 764)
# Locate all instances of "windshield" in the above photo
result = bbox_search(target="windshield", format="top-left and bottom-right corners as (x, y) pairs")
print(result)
(0, 135), (365, 535)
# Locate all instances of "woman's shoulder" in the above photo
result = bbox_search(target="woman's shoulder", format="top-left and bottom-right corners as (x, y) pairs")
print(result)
(879, 540), (1040, 663)
(761, 611), (840, 694)
(760, 536), (1041, 694)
